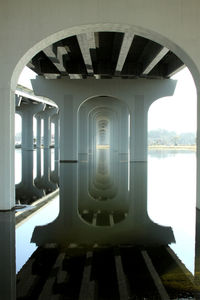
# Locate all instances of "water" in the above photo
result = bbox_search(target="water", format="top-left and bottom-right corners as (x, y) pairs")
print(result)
(148, 150), (196, 273)
(15, 149), (197, 276)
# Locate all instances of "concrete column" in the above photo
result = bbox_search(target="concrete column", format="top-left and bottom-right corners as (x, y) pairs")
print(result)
(16, 101), (45, 150)
(35, 114), (42, 148)
(197, 90), (200, 210)
(0, 211), (16, 299)
(50, 147), (59, 184)
(51, 113), (60, 148)
(60, 95), (77, 161)
(0, 87), (15, 210)
(130, 95), (148, 162)
(42, 106), (58, 149)
(34, 149), (57, 193)
(78, 105), (88, 158)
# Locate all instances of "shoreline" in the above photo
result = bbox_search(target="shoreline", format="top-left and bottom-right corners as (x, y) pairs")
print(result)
(148, 145), (196, 151)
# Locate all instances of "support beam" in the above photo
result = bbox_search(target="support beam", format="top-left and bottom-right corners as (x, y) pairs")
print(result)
(44, 73), (59, 79)
(43, 45), (66, 73)
(77, 33), (95, 76)
(68, 74), (83, 79)
(142, 47), (169, 75)
(114, 251), (129, 299)
(115, 32), (134, 75)
(79, 252), (95, 300)
(167, 64), (185, 78)
(141, 250), (170, 300)
(57, 46), (69, 64)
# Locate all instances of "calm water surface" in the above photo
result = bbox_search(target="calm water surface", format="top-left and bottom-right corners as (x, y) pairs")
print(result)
(15, 149), (196, 274)
(148, 150), (196, 273)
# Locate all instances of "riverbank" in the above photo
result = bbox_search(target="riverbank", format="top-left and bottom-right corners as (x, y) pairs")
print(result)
(148, 145), (196, 151)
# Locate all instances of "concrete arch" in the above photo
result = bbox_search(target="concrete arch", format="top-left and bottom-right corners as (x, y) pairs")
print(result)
(77, 95), (130, 226)
(10, 22), (200, 90)
(77, 95), (130, 156)
(1, 1), (200, 212)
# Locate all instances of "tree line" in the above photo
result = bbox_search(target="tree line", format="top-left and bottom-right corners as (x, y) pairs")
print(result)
(148, 129), (196, 146)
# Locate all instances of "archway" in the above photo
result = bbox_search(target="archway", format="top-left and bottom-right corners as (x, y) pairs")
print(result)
(77, 95), (130, 225)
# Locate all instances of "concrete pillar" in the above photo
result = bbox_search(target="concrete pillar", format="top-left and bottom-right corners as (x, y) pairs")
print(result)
(51, 113), (60, 148)
(35, 114), (42, 148)
(196, 90), (200, 210)
(16, 101), (45, 150)
(130, 95), (148, 162)
(60, 95), (77, 161)
(0, 211), (16, 299)
(78, 105), (88, 158)
(50, 148), (59, 184)
(42, 106), (58, 149)
(34, 149), (57, 193)
(0, 87), (15, 210)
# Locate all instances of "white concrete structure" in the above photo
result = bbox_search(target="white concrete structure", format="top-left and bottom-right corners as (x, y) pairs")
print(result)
(1, 2), (200, 298)
(0, 0), (200, 210)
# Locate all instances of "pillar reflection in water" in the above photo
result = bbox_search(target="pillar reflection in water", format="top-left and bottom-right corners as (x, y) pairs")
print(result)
(34, 149), (58, 195)
(32, 159), (174, 246)
(79, 149), (129, 226)
(15, 149), (59, 205)
(16, 150), (45, 204)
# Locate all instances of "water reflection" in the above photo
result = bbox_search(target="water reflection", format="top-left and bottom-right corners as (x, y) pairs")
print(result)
(15, 148), (59, 205)
(11, 149), (200, 299)
(32, 150), (174, 246)
(148, 150), (196, 273)
(79, 150), (129, 225)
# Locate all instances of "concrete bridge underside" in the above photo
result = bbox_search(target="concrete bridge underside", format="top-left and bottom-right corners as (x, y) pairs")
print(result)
(1, 1), (200, 299)
(1, 0), (200, 211)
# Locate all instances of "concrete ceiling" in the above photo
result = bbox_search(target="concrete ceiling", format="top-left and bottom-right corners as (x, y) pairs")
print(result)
(28, 32), (184, 79)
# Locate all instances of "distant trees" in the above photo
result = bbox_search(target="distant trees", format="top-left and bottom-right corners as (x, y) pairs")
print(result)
(148, 129), (196, 146)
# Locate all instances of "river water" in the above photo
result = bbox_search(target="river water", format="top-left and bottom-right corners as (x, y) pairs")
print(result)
(15, 149), (196, 275)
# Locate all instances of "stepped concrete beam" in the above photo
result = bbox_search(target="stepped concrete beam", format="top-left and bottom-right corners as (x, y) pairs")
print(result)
(57, 46), (69, 64)
(142, 47), (169, 75)
(77, 32), (96, 76)
(68, 74), (83, 79)
(44, 45), (82, 79)
(43, 45), (66, 74)
(115, 33), (134, 75)
(44, 73), (60, 79)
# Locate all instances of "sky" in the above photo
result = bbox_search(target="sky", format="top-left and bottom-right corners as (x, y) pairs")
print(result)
(148, 67), (197, 133)
(17, 66), (197, 134)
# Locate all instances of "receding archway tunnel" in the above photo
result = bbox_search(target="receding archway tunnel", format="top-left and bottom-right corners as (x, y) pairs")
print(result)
(77, 95), (130, 226)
